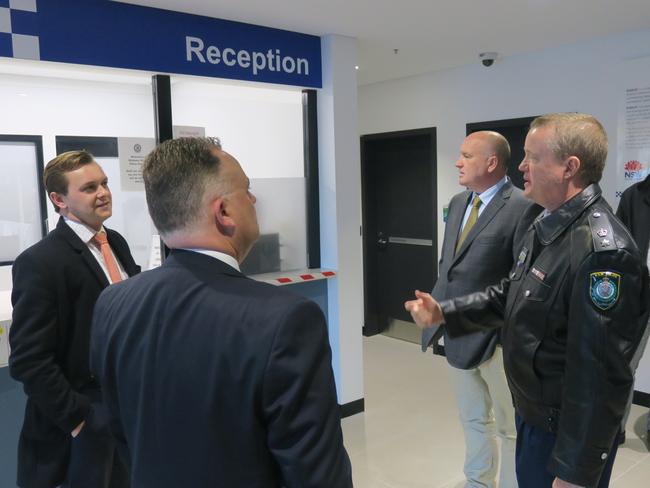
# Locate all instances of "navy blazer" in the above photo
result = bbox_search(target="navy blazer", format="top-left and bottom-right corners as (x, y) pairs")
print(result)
(422, 181), (540, 369)
(90, 249), (352, 488)
(616, 174), (650, 262)
(10, 217), (140, 488)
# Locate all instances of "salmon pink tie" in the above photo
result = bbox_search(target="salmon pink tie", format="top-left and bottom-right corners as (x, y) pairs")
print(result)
(93, 232), (122, 283)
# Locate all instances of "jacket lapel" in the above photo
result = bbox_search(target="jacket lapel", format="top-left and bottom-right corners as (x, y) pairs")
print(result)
(451, 182), (513, 266)
(444, 192), (471, 263)
(56, 218), (110, 288)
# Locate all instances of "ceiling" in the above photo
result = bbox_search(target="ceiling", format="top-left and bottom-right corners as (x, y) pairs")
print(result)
(119, 0), (650, 85)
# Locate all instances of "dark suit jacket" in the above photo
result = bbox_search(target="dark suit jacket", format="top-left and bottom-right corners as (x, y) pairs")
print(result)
(9, 217), (140, 488)
(90, 249), (352, 488)
(422, 181), (540, 369)
(616, 174), (650, 262)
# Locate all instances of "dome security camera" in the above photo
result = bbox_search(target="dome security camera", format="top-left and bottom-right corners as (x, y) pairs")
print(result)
(479, 52), (498, 67)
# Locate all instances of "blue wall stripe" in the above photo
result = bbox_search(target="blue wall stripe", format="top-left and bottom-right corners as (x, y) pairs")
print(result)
(0, 32), (12, 57)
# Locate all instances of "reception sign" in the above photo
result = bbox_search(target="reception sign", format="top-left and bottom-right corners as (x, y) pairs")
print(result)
(0, 0), (322, 88)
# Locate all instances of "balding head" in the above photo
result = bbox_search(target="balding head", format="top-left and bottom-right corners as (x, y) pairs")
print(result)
(456, 131), (511, 193)
(472, 131), (511, 172)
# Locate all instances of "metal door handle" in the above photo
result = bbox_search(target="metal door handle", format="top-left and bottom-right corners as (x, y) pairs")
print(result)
(377, 232), (388, 249)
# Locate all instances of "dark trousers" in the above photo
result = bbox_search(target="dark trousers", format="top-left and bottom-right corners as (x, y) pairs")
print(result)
(62, 390), (130, 488)
(515, 415), (618, 488)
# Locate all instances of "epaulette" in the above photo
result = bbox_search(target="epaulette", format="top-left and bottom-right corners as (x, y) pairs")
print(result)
(587, 209), (617, 252)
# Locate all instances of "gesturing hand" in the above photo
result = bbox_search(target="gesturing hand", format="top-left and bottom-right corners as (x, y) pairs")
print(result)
(404, 290), (444, 329)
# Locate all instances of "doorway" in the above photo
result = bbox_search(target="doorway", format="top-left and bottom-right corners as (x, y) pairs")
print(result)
(466, 116), (537, 190)
(361, 128), (437, 343)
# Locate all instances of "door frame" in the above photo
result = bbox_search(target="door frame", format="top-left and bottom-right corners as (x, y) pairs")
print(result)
(360, 127), (437, 336)
(466, 115), (536, 135)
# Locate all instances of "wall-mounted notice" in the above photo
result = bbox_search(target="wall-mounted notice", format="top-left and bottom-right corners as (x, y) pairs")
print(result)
(172, 126), (206, 139)
(148, 234), (162, 270)
(616, 58), (650, 199)
(118, 137), (155, 192)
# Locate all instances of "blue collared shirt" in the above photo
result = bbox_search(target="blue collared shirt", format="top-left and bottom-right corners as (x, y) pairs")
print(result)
(459, 176), (508, 231)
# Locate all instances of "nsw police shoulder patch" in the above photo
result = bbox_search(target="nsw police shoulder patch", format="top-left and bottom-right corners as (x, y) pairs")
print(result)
(590, 271), (621, 310)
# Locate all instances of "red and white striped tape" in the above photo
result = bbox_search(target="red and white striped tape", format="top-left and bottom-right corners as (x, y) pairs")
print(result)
(256, 270), (336, 286)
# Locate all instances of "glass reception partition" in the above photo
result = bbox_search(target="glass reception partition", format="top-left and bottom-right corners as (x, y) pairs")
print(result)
(0, 60), (313, 276)
(170, 77), (308, 272)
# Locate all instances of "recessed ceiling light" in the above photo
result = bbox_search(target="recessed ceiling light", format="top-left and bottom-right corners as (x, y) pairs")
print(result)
(355, 65), (359, 70)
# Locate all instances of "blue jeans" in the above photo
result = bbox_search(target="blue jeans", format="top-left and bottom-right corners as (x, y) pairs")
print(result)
(514, 414), (618, 488)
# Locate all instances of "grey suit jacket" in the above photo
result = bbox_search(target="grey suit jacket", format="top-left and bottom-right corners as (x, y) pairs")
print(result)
(421, 180), (540, 369)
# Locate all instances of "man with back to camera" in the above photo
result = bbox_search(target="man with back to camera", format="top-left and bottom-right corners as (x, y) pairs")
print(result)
(616, 173), (650, 450)
(89, 137), (353, 488)
(9, 150), (140, 488)
(422, 131), (539, 488)
(406, 113), (649, 488)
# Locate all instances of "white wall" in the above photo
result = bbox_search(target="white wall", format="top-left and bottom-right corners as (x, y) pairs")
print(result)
(319, 35), (365, 405)
(358, 28), (650, 395)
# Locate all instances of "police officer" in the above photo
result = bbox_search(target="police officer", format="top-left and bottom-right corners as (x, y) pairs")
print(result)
(406, 113), (649, 488)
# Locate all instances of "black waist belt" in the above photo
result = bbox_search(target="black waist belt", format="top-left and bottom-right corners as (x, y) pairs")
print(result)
(516, 400), (560, 433)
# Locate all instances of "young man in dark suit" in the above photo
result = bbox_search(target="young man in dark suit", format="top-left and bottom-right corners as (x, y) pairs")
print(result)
(90, 137), (352, 488)
(421, 131), (538, 488)
(9, 150), (140, 488)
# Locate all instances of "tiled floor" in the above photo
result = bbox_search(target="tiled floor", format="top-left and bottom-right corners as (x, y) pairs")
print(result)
(342, 335), (650, 487)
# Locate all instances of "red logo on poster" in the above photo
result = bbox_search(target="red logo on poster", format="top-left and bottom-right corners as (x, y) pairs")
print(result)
(623, 160), (647, 181)
(624, 160), (643, 171)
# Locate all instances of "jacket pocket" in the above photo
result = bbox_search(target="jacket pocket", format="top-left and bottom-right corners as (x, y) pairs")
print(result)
(521, 273), (551, 302)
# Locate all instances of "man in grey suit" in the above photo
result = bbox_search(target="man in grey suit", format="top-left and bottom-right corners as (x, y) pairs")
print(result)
(421, 131), (539, 488)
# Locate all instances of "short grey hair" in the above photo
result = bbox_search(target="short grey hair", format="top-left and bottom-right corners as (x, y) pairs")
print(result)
(142, 137), (223, 234)
(530, 113), (607, 185)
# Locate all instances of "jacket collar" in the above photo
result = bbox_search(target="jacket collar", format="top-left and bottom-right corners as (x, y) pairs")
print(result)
(164, 248), (246, 280)
(639, 174), (650, 207)
(533, 183), (602, 245)
(55, 217), (111, 287)
(55, 216), (87, 252)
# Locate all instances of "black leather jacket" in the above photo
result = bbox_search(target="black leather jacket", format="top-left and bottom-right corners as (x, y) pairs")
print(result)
(440, 184), (649, 487)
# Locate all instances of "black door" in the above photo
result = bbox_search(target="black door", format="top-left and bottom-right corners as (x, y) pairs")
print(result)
(361, 129), (437, 339)
(467, 116), (537, 190)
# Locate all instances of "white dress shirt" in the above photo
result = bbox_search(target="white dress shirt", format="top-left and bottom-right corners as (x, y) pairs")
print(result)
(63, 217), (128, 283)
(179, 248), (241, 272)
(459, 176), (509, 231)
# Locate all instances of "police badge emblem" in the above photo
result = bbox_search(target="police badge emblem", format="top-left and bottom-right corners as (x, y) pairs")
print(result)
(590, 271), (621, 310)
